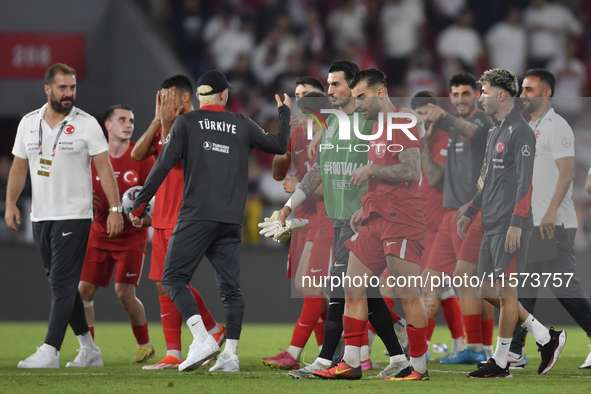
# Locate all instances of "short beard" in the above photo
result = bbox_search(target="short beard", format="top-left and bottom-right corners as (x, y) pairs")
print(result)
(522, 100), (539, 114)
(50, 96), (74, 115)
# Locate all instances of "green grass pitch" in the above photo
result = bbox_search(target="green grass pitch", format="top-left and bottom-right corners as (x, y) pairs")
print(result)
(1, 322), (590, 393)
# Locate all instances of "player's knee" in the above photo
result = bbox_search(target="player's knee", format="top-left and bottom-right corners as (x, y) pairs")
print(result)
(155, 281), (168, 296)
(220, 288), (243, 307)
(78, 282), (95, 301)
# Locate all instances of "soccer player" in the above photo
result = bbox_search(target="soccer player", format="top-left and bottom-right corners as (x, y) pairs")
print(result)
(78, 104), (155, 363)
(421, 73), (495, 364)
(273, 62), (408, 380)
(409, 92), (465, 358)
(7, 63), (122, 368)
(509, 69), (591, 369)
(130, 70), (290, 373)
(131, 75), (224, 370)
(458, 68), (566, 378)
(315, 69), (429, 381)
(262, 89), (335, 370)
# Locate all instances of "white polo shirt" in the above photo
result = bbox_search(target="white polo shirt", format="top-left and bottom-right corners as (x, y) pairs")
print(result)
(12, 104), (108, 222)
(530, 108), (578, 229)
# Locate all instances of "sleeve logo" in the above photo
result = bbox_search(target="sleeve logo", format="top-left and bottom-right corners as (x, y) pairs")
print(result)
(562, 138), (571, 148)
(521, 145), (531, 156)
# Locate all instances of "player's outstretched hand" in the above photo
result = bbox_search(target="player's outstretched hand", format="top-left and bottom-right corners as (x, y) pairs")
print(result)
(457, 216), (470, 240)
(107, 211), (124, 239)
(275, 93), (292, 110)
(4, 203), (20, 232)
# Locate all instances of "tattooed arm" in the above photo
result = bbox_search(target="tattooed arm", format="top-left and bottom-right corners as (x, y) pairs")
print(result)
(298, 162), (323, 197)
(442, 112), (479, 139)
(350, 147), (421, 188)
(420, 137), (445, 186)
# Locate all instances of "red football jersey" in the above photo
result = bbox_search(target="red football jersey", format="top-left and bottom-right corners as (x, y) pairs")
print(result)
(289, 125), (318, 215)
(361, 109), (425, 237)
(151, 128), (184, 229)
(89, 142), (154, 251)
(418, 129), (448, 231)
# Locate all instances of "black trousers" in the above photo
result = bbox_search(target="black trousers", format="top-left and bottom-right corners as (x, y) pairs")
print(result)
(32, 219), (91, 349)
(511, 227), (591, 354)
(161, 220), (243, 340)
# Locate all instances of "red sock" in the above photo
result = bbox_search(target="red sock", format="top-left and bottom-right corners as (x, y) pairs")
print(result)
(132, 322), (150, 345)
(441, 296), (464, 339)
(314, 308), (328, 346)
(290, 297), (324, 348)
(361, 324), (369, 347)
(159, 295), (182, 351)
(88, 325), (95, 340)
(407, 325), (428, 357)
(426, 318), (436, 342)
(463, 314), (483, 345)
(189, 286), (216, 331)
(343, 315), (366, 347)
(482, 318), (494, 347)
(383, 297), (401, 322)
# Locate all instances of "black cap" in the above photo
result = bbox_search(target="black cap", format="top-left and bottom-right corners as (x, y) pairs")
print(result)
(196, 70), (234, 95)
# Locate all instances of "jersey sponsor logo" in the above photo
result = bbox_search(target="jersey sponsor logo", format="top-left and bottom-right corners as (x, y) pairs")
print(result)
(64, 125), (75, 134)
(310, 268), (323, 273)
(331, 179), (351, 190)
(535, 130), (540, 140)
(30, 129), (37, 133)
(295, 149), (306, 155)
(62, 232), (72, 236)
(370, 141), (387, 158)
(473, 118), (484, 127)
(203, 141), (230, 154)
(495, 141), (505, 153)
(521, 145), (531, 157)
(562, 138), (571, 148)
(123, 170), (139, 184)
(126, 272), (137, 277)
(198, 119), (237, 134)
(386, 241), (397, 246)
(323, 161), (365, 176)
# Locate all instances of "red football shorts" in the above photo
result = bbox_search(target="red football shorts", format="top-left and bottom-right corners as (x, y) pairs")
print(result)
(150, 227), (175, 281)
(425, 210), (484, 274)
(81, 245), (145, 287)
(345, 215), (424, 276)
(287, 204), (319, 278)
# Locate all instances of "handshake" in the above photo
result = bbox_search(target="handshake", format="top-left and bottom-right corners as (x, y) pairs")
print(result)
(258, 211), (309, 243)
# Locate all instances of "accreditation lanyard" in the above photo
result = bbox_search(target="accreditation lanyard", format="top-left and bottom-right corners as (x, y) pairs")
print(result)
(37, 119), (68, 177)
(530, 107), (551, 134)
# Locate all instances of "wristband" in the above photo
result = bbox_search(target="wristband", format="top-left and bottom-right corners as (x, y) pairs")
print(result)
(285, 188), (306, 211)
(417, 123), (426, 138)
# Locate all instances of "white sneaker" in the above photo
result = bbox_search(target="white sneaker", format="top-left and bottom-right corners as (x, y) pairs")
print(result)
(367, 355), (409, 379)
(288, 359), (329, 379)
(579, 344), (591, 369)
(508, 351), (527, 370)
(179, 335), (220, 372)
(18, 347), (60, 369)
(209, 353), (240, 372)
(66, 347), (103, 367)
(394, 318), (410, 356)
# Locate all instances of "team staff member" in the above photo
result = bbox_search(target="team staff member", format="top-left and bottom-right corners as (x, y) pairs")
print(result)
(78, 104), (156, 364)
(421, 73), (495, 364)
(130, 70), (290, 373)
(6, 63), (123, 368)
(459, 68), (566, 378)
(131, 75), (224, 370)
(509, 69), (591, 369)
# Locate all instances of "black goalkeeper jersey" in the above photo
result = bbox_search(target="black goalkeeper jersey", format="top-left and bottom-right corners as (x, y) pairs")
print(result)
(132, 104), (290, 225)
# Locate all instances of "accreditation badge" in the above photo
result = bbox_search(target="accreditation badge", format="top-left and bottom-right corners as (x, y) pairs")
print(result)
(37, 158), (52, 177)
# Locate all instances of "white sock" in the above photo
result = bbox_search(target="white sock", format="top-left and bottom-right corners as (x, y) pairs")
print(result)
(360, 345), (370, 362)
(316, 357), (331, 366)
(468, 343), (483, 352)
(410, 354), (426, 374)
(208, 323), (221, 335)
(221, 339), (239, 358)
(427, 340), (431, 352)
(318, 345), (323, 353)
(77, 331), (97, 349)
(41, 343), (58, 355)
(453, 337), (466, 352)
(287, 345), (302, 360)
(484, 345), (494, 359)
(187, 315), (208, 342)
(394, 318), (406, 334)
(493, 336), (511, 368)
(343, 345), (361, 368)
(521, 314), (550, 346)
(389, 354), (408, 367)
(166, 350), (183, 360)
(138, 342), (151, 347)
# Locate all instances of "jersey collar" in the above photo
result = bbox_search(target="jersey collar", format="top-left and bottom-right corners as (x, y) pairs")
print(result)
(200, 105), (225, 112)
